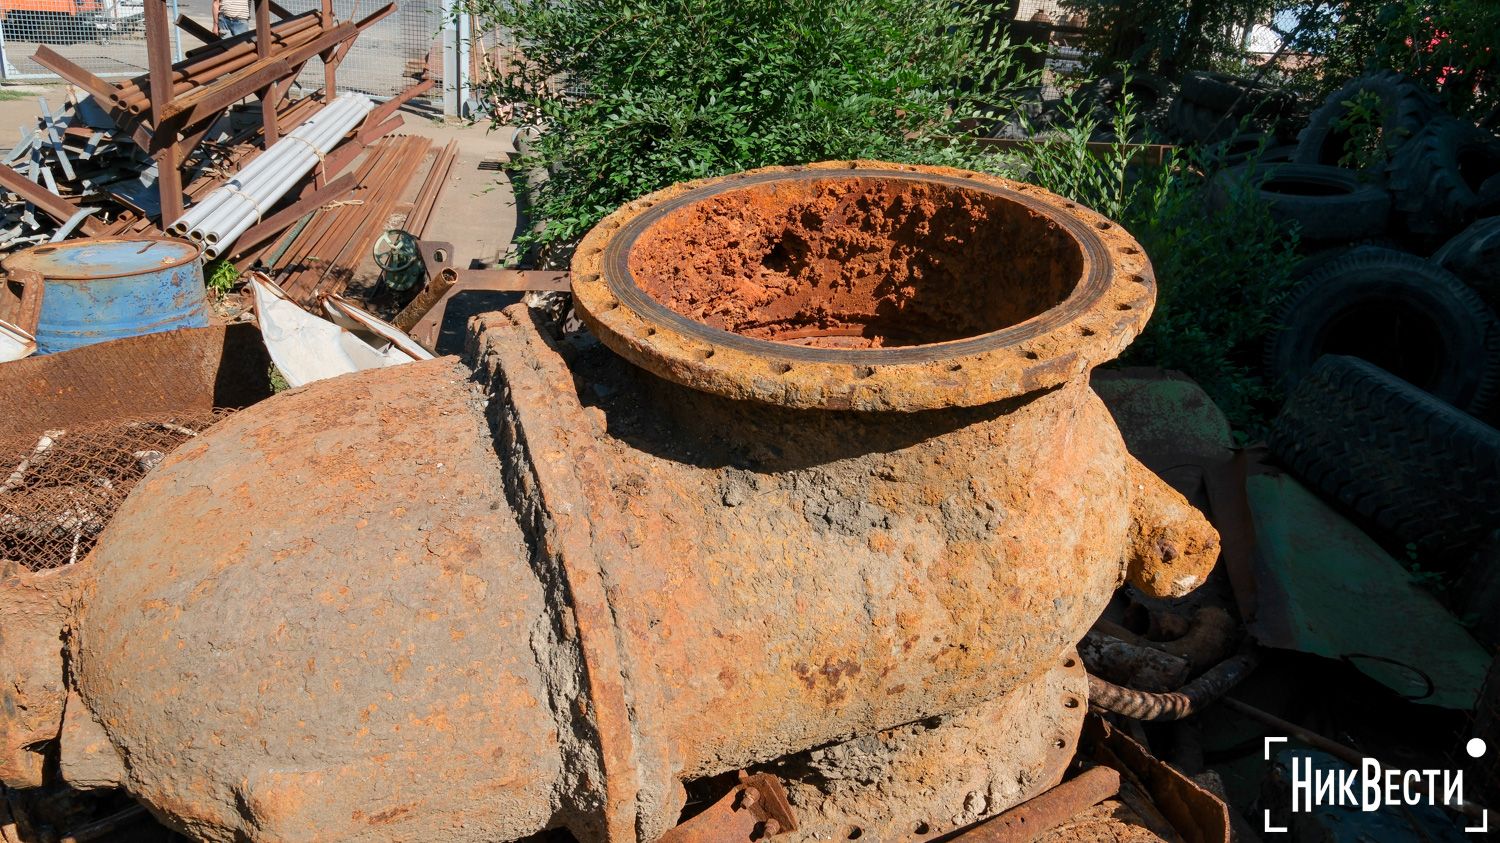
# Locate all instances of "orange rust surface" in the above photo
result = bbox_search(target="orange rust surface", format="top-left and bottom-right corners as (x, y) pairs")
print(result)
(0, 162), (1219, 843)
(70, 359), (568, 842)
(757, 651), (1088, 842)
(467, 303), (1182, 837)
(628, 176), (1081, 348)
(1124, 458), (1222, 598)
(572, 161), (1157, 412)
(0, 562), (81, 787)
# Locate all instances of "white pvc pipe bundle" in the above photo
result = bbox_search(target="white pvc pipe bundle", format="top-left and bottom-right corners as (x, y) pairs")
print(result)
(172, 93), (374, 258)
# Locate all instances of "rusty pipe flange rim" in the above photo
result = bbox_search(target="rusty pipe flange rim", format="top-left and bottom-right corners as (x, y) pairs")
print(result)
(572, 160), (1156, 412)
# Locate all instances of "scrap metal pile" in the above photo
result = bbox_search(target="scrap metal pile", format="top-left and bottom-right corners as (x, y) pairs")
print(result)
(0, 162), (1239, 843)
(0, 0), (436, 301)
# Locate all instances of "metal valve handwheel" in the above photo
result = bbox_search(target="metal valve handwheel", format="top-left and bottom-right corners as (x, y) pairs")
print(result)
(373, 229), (422, 291)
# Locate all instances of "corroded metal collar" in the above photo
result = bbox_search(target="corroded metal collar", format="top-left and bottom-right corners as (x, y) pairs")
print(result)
(572, 161), (1155, 411)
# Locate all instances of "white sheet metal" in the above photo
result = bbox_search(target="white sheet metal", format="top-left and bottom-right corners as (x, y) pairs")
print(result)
(249, 274), (419, 388)
(0, 319), (35, 362)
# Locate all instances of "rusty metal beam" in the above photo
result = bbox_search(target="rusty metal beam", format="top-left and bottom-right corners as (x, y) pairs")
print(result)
(657, 773), (797, 843)
(0, 270), (45, 336)
(174, 13), (217, 44)
(30, 47), (116, 102)
(0, 164), (105, 235)
(320, 112), (402, 177)
(184, 9), (317, 60)
(145, 0), (183, 226)
(254, 0), (271, 60)
(160, 59), (289, 125)
(949, 766), (1121, 842)
(369, 74), (433, 125)
(350, 3), (395, 32)
(408, 270), (571, 349)
(174, 109), (230, 159)
(320, 0), (334, 93)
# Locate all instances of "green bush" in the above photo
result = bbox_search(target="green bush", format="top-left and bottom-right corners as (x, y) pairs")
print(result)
(1061, 0), (1282, 77)
(204, 258), (240, 294)
(1283, 0), (1500, 121)
(466, 0), (1028, 257)
(1000, 90), (1302, 428)
(470, 0), (1300, 429)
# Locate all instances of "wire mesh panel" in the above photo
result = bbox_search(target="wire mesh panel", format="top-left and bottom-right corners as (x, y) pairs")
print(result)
(1013, 0), (1078, 25)
(277, 0), (443, 101)
(0, 0), (441, 103)
(0, 0), (165, 78)
(0, 410), (231, 571)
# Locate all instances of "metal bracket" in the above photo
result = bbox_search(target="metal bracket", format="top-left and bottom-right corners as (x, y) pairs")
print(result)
(655, 771), (798, 843)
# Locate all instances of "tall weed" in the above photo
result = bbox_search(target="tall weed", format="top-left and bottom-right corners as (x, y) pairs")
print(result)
(1003, 83), (1302, 427)
(468, 0), (1031, 256)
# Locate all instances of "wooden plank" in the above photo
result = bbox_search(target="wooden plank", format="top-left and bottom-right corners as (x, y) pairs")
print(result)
(0, 164), (105, 235)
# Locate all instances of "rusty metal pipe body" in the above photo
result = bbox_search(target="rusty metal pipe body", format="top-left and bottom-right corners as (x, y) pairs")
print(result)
(117, 24), (326, 114)
(111, 14), (321, 105)
(0, 162), (1218, 842)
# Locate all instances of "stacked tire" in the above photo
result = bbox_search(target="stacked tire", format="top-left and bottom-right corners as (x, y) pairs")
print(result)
(1264, 246), (1500, 416)
(1209, 163), (1389, 245)
(1090, 64), (1500, 647)
(1270, 355), (1500, 560)
(1292, 71), (1438, 172)
(1168, 70), (1298, 145)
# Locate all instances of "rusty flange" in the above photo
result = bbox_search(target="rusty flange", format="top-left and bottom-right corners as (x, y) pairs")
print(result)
(571, 161), (1155, 412)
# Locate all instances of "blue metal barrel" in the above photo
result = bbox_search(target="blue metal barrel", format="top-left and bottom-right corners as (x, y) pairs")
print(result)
(5, 238), (209, 355)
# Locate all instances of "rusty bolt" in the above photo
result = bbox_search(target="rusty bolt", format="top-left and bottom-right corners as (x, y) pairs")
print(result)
(740, 786), (760, 809)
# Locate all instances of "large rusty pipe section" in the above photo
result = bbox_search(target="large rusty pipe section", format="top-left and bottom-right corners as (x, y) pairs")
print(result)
(0, 162), (1219, 842)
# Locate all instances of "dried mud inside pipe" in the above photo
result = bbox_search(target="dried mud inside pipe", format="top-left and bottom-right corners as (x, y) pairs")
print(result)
(627, 176), (1085, 348)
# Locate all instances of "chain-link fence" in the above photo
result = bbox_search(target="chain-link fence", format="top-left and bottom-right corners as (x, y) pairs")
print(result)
(0, 0), (445, 103)
(0, 411), (232, 572)
(0, 0), (177, 79)
(1006, 0), (1088, 98)
(278, 0), (444, 101)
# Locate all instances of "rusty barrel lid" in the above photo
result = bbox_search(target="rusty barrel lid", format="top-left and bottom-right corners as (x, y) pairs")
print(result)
(3, 237), (202, 281)
(7, 237), (210, 355)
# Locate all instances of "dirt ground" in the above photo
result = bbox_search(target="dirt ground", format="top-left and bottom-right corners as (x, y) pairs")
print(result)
(0, 82), (522, 269)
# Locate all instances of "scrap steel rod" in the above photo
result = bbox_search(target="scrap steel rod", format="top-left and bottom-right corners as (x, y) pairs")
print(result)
(1087, 652), (1259, 721)
(951, 766), (1122, 842)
